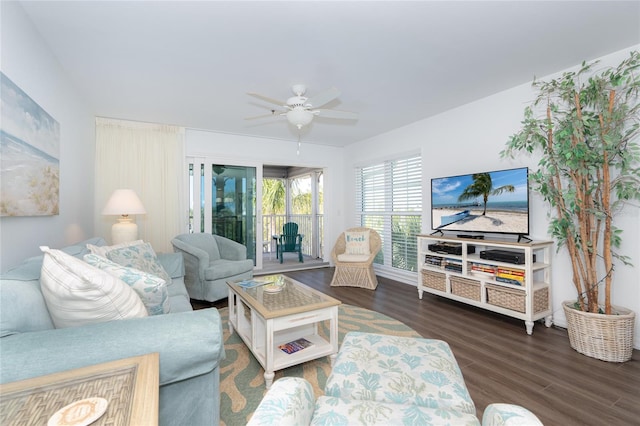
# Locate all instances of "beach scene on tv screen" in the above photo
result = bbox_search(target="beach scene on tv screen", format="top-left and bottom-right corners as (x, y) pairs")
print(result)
(431, 168), (529, 234)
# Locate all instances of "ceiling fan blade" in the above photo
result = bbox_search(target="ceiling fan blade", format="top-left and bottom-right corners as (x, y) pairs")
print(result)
(306, 87), (341, 108)
(313, 109), (359, 120)
(244, 113), (279, 120)
(247, 92), (286, 106)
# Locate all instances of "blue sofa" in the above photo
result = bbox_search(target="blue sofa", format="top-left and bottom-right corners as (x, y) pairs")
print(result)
(0, 238), (225, 426)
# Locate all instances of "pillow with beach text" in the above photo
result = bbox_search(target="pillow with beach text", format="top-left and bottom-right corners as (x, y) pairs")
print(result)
(345, 230), (371, 255)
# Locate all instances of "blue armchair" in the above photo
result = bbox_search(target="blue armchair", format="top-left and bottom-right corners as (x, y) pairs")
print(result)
(275, 222), (303, 264)
(171, 233), (253, 302)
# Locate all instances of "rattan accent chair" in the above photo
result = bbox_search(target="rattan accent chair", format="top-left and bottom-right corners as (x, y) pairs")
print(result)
(330, 227), (381, 290)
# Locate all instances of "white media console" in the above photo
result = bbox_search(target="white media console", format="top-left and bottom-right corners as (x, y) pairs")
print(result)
(417, 234), (553, 334)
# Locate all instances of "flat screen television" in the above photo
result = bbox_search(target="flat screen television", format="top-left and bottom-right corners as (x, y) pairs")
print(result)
(431, 167), (529, 236)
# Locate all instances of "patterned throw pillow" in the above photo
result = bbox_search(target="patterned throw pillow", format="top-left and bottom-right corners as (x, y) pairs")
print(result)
(39, 247), (148, 329)
(344, 230), (371, 255)
(104, 242), (172, 285)
(84, 254), (171, 315)
(86, 240), (144, 257)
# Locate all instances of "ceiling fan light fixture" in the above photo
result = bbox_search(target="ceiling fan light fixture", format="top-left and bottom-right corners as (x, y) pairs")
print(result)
(286, 107), (314, 129)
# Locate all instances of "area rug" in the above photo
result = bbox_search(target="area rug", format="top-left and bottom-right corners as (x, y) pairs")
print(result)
(218, 304), (421, 425)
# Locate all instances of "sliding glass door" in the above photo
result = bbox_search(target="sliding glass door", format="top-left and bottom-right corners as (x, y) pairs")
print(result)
(188, 160), (257, 265)
(212, 165), (256, 262)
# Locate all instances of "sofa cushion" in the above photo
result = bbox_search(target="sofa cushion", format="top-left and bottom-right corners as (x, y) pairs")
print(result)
(2, 237), (108, 281)
(0, 308), (224, 387)
(345, 230), (370, 255)
(1, 256), (45, 281)
(104, 242), (172, 285)
(0, 279), (54, 337)
(157, 252), (186, 279)
(84, 254), (171, 315)
(204, 259), (255, 280)
(58, 237), (108, 257)
(39, 247), (148, 328)
(325, 332), (476, 415)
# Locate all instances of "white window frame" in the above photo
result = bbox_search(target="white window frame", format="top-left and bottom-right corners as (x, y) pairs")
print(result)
(355, 153), (422, 281)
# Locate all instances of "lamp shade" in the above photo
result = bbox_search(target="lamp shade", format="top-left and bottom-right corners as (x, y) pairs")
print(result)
(102, 189), (146, 215)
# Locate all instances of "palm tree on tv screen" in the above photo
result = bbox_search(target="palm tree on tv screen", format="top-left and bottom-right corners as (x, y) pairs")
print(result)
(458, 173), (514, 215)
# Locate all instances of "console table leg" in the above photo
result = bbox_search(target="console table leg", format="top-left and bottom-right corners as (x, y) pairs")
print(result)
(525, 320), (534, 335)
(545, 316), (553, 328)
(264, 371), (275, 389)
(418, 289), (423, 300)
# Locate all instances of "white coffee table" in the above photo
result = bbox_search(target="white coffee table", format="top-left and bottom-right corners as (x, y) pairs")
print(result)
(227, 274), (341, 389)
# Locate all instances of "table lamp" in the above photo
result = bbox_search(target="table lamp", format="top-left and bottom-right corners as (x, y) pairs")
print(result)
(102, 189), (147, 244)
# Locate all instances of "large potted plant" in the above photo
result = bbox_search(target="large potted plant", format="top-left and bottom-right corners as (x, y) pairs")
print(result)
(502, 51), (640, 362)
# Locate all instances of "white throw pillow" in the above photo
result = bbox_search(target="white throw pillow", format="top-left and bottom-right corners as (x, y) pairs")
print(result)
(103, 242), (172, 285)
(344, 230), (371, 255)
(87, 240), (144, 257)
(84, 254), (171, 315)
(39, 247), (148, 329)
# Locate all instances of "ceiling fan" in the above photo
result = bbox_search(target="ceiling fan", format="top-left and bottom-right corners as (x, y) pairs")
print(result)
(246, 84), (358, 129)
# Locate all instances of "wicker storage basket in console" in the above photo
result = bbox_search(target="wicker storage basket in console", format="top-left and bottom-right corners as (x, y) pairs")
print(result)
(450, 276), (480, 301)
(486, 284), (548, 313)
(421, 270), (446, 292)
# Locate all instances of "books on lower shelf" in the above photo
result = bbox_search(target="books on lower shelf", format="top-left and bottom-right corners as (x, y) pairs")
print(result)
(278, 338), (313, 354)
(496, 267), (525, 286)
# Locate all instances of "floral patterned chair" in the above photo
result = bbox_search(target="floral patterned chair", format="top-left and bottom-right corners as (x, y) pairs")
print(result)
(248, 332), (543, 426)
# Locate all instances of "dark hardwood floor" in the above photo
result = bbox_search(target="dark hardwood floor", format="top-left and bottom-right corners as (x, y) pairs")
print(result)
(205, 267), (640, 426)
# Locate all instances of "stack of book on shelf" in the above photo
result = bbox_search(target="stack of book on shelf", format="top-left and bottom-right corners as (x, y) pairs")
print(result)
(495, 267), (525, 286)
(469, 262), (496, 278)
(443, 258), (462, 273)
(425, 255), (443, 267)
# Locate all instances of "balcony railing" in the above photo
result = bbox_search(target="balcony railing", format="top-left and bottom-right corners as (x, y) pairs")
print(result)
(262, 214), (324, 258)
(192, 214), (324, 260)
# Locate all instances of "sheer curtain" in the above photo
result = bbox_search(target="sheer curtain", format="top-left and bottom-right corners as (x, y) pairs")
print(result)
(95, 118), (186, 253)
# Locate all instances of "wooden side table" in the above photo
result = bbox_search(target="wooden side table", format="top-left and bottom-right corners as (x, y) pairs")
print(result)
(0, 353), (159, 425)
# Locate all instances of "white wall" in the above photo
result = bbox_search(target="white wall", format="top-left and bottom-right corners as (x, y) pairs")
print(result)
(0, 2), (95, 272)
(186, 129), (347, 262)
(344, 46), (640, 347)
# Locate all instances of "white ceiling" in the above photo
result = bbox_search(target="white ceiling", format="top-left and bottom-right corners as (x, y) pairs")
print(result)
(17, 1), (640, 147)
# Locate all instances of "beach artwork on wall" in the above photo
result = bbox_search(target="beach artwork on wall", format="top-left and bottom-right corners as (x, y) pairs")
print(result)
(1, 72), (60, 216)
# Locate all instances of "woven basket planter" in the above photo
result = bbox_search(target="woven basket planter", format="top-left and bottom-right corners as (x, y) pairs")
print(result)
(563, 302), (636, 363)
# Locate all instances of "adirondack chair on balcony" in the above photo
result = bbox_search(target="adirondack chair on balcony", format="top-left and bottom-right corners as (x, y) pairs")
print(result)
(274, 222), (304, 264)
